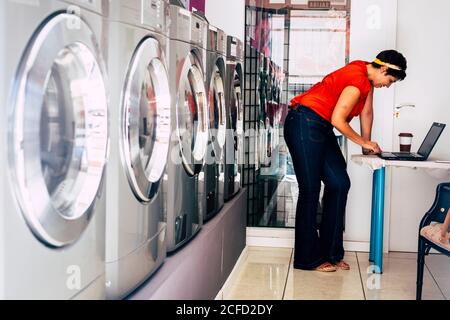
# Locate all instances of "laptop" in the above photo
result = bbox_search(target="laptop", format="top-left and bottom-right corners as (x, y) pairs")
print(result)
(377, 122), (446, 161)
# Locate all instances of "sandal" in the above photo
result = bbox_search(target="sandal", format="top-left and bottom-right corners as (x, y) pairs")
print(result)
(314, 262), (337, 272)
(334, 260), (350, 270)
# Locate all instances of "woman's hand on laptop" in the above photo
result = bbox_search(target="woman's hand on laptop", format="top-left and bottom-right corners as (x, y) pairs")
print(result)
(362, 148), (372, 155)
(362, 147), (380, 155)
(362, 140), (382, 155)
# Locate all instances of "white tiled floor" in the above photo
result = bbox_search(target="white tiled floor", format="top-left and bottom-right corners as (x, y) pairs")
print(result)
(284, 252), (365, 300)
(424, 254), (450, 299)
(223, 247), (449, 300)
(358, 252), (444, 300)
(224, 247), (292, 300)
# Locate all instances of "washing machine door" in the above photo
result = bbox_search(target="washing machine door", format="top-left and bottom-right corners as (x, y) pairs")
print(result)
(9, 13), (108, 248)
(121, 37), (171, 202)
(230, 64), (244, 174)
(209, 61), (227, 155)
(177, 52), (208, 176)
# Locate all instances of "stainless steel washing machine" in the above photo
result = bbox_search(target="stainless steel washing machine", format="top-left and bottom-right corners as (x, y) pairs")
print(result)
(199, 24), (227, 222)
(224, 36), (244, 201)
(164, 4), (209, 252)
(105, 0), (170, 299)
(0, 0), (109, 299)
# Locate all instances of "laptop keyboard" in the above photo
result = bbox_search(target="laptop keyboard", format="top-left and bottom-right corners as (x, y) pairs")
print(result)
(392, 152), (422, 158)
(381, 152), (395, 157)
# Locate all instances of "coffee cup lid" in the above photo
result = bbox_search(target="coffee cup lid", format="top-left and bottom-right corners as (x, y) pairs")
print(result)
(399, 133), (413, 137)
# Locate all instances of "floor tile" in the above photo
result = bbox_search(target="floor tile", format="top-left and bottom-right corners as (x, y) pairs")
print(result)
(223, 248), (448, 300)
(224, 247), (292, 300)
(357, 252), (445, 300)
(386, 251), (417, 260)
(425, 254), (450, 278)
(283, 252), (365, 300)
(425, 254), (450, 299)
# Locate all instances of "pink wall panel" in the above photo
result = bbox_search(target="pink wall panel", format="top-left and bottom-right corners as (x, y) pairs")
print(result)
(190, 0), (206, 13)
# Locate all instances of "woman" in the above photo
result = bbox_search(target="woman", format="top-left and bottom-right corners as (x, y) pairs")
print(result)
(284, 50), (407, 272)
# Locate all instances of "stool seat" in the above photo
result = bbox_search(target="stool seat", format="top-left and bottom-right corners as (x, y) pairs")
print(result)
(420, 223), (450, 251)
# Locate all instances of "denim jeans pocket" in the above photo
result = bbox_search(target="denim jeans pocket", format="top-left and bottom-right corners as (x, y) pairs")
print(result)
(306, 117), (328, 143)
(284, 111), (307, 143)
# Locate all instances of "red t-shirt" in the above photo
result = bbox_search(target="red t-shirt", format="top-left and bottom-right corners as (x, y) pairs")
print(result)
(290, 60), (372, 122)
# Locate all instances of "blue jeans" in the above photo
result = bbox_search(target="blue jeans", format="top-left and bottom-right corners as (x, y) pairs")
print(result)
(284, 105), (350, 269)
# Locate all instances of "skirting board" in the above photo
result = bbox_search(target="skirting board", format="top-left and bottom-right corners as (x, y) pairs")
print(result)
(246, 227), (372, 252)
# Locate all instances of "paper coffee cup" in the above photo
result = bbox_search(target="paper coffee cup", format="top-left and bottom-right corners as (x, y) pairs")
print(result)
(399, 133), (413, 152)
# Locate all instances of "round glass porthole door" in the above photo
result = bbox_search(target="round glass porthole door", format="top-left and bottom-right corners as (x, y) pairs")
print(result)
(209, 62), (227, 155)
(121, 37), (171, 202)
(9, 14), (108, 247)
(230, 65), (244, 172)
(177, 52), (208, 176)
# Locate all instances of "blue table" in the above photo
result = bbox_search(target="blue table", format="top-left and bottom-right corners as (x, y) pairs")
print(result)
(351, 155), (450, 274)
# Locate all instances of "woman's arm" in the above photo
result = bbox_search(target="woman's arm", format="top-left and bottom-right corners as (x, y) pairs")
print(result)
(331, 86), (381, 153)
(360, 88), (374, 154)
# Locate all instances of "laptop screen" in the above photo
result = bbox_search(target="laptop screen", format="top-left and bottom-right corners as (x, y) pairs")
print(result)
(417, 123), (446, 156)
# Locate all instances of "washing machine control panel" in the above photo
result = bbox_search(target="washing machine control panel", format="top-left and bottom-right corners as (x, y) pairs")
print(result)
(68, 0), (103, 15)
(142, 0), (168, 33)
(207, 25), (218, 52)
(217, 29), (227, 56)
(226, 36), (243, 61)
(191, 15), (207, 49)
(207, 25), (226, 55)
(169, 5), (191, 40)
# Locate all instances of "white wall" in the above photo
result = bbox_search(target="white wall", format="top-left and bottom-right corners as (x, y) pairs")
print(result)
(0, 4), (4, 296)
(345, 0), (398, 248)
(205, 0), (245, 41)
(389, 0), (450, 252)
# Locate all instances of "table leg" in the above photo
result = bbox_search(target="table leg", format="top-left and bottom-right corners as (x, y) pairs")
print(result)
(373, 167), (385, 274)
(369, 172), (378, 262)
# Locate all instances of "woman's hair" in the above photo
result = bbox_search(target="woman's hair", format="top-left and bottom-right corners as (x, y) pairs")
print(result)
(371, 50), (407, 80)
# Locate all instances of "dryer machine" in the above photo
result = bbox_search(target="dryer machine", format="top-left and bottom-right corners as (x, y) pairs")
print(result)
(105, 0), (170, 299)
(224, 36), (244, 202)
(0, 0), (109, 299)
(163, 3), (209, 252)
(199, 24), (228, 222)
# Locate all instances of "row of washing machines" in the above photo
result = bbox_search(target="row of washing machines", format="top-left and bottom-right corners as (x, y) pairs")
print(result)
(256, 51), (285, 176)
(0, 0), (244, 299)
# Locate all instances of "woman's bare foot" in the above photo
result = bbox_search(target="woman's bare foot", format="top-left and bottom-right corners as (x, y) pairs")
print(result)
(314, 262), (337, 272)
(334, 260), (350, 270)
